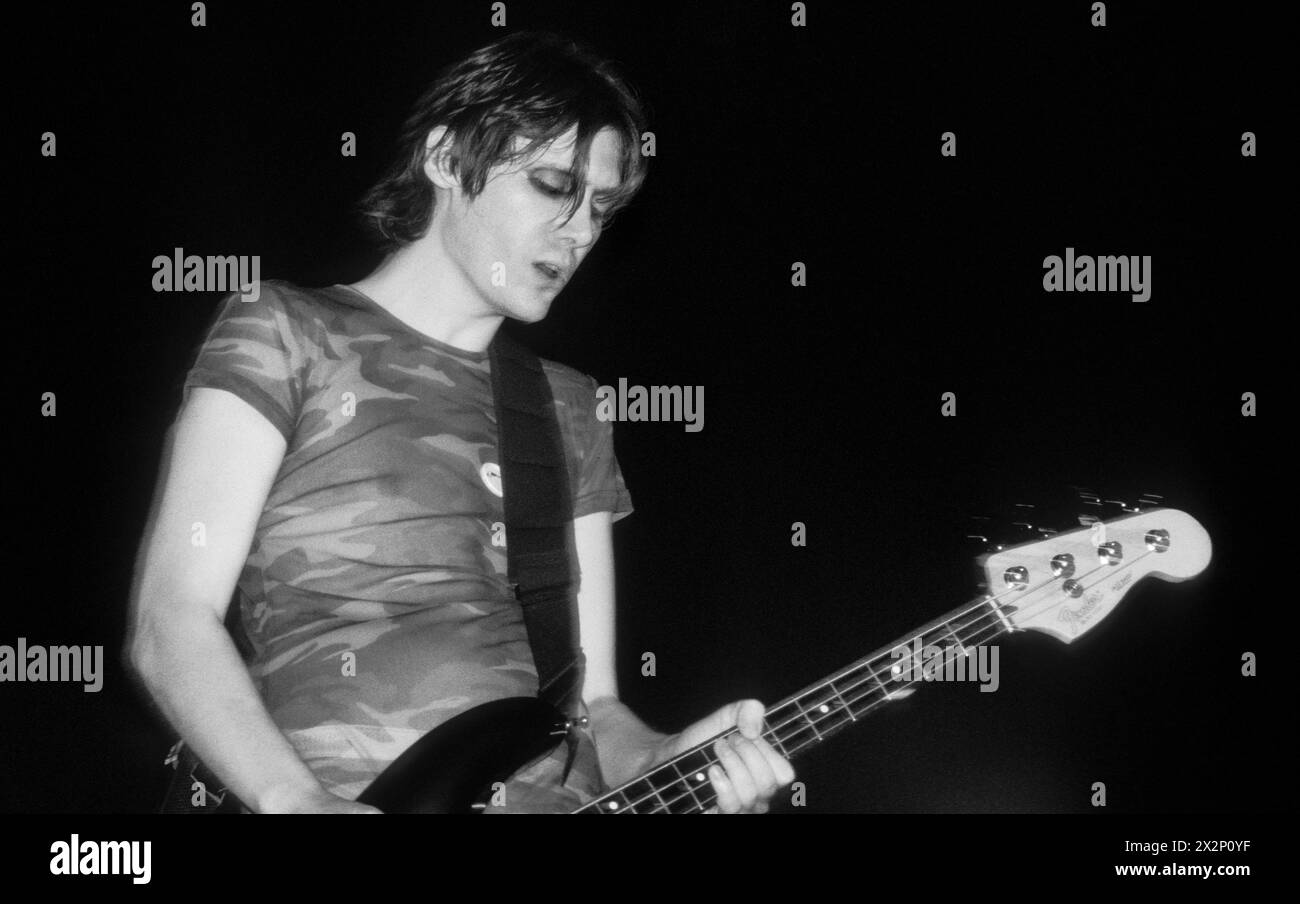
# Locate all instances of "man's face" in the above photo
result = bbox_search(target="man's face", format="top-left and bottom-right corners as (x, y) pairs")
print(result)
(433, 125), (625, 323)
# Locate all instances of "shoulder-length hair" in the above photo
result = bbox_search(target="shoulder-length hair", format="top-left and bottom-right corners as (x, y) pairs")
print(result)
(357, 31), (650, 251)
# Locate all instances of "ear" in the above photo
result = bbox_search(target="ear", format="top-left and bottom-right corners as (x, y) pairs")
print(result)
(421, 125), (459, 191)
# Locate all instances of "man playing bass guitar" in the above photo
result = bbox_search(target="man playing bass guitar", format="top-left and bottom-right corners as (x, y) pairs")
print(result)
(125, 31), (793, 814)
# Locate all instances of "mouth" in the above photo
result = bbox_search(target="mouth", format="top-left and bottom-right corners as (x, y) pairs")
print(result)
(533, 261), (566, 282)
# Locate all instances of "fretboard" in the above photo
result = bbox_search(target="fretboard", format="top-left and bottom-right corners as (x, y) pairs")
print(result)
(573, 594), (1014, 813)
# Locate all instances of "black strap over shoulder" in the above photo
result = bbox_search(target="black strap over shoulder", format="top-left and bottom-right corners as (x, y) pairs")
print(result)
(488, 330), (584, 717)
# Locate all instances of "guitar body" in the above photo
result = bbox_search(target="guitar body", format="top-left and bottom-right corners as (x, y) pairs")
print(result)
(357, 697), (565, 814)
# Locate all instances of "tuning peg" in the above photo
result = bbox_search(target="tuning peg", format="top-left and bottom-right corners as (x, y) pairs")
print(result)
(1073, 487), (1103, 508)
(1110, 492), (1166, 513)
(1008, 502), (1038, 531)
(1133, 492), (1165, 512)
(964, 515), (996, 552)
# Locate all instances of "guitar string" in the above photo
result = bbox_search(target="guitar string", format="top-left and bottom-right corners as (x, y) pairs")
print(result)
(755, 548), (1163, 810)
(602, 549), (1153, 814)
(618, 599), (1006, 813)
(593, 582), (1036, 812)
(621, 576), (1099, 814)
(749, 561), (1126, 767)
(606, 552), (1128, 812)
(760, 547), (1154, 740)
(596, 548), (1156, 814)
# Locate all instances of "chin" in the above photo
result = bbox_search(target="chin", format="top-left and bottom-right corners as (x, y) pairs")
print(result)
(503, 296), (555, 324)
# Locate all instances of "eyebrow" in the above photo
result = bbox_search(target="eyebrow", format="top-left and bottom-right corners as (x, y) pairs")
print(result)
(531, 165), (622, 198)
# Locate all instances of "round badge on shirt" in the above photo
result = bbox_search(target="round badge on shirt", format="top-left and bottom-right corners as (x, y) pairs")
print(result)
(479, 462), (503, 497)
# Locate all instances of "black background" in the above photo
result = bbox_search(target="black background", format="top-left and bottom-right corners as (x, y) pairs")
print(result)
(6, 0), (1287, 819)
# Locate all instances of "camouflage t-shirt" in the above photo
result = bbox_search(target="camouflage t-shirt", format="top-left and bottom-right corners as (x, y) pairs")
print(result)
(181, 279), (632, 808)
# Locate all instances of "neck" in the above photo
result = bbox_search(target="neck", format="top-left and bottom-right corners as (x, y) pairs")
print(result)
(352, 240), (505, 353)
(758, 595), (1011, 755)
(575, 594), (1015, 813)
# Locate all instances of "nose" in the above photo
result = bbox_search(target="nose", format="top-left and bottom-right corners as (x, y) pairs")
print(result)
(556, 201), (599, 249)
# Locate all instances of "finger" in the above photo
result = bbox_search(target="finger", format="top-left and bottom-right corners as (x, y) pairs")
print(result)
(673, 701), (743, 752)
(726, 733), (780, 799)
(707, 764), (740, 814)
(735, 699), (767, 740)
(714, 736), (759, 810)
(752, 735), (796, 787)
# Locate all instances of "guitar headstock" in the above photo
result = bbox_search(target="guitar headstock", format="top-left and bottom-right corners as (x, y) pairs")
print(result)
(976, 506), (1211, 643)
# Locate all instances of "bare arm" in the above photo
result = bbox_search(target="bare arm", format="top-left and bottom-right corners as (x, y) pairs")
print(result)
(575, 511), (794, 811)
(573, 511), (668, 784)
(124, 387), (377, 813)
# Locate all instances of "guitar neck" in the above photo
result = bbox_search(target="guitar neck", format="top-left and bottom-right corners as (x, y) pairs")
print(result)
(574, 594), (1015, 813)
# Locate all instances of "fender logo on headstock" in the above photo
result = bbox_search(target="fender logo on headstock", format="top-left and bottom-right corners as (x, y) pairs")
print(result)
(1058, 595), (1100, 635)
(1056, 572), (1135, 636)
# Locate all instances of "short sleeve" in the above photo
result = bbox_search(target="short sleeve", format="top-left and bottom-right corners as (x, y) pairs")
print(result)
(549, 369), (634, 522)
(182, 283), (312, 443)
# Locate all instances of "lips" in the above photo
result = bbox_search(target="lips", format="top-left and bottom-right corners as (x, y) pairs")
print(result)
(533, 261), (568, 281)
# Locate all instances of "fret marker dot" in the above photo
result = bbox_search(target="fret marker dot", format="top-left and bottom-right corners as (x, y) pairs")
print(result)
(606, 801), (619, 810)
(695, 772), (706, 783)
(818, 704), (830, 713)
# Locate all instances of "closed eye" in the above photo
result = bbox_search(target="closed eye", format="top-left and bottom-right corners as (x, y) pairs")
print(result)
(532, 177), (569, 198)
(532, 177), (611, 224)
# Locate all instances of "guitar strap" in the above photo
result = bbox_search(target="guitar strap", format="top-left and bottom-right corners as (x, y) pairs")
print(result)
(487, 330), (585, 720)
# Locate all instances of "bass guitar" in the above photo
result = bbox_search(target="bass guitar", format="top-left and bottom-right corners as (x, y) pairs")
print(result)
(359, 503), (1211, 813)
